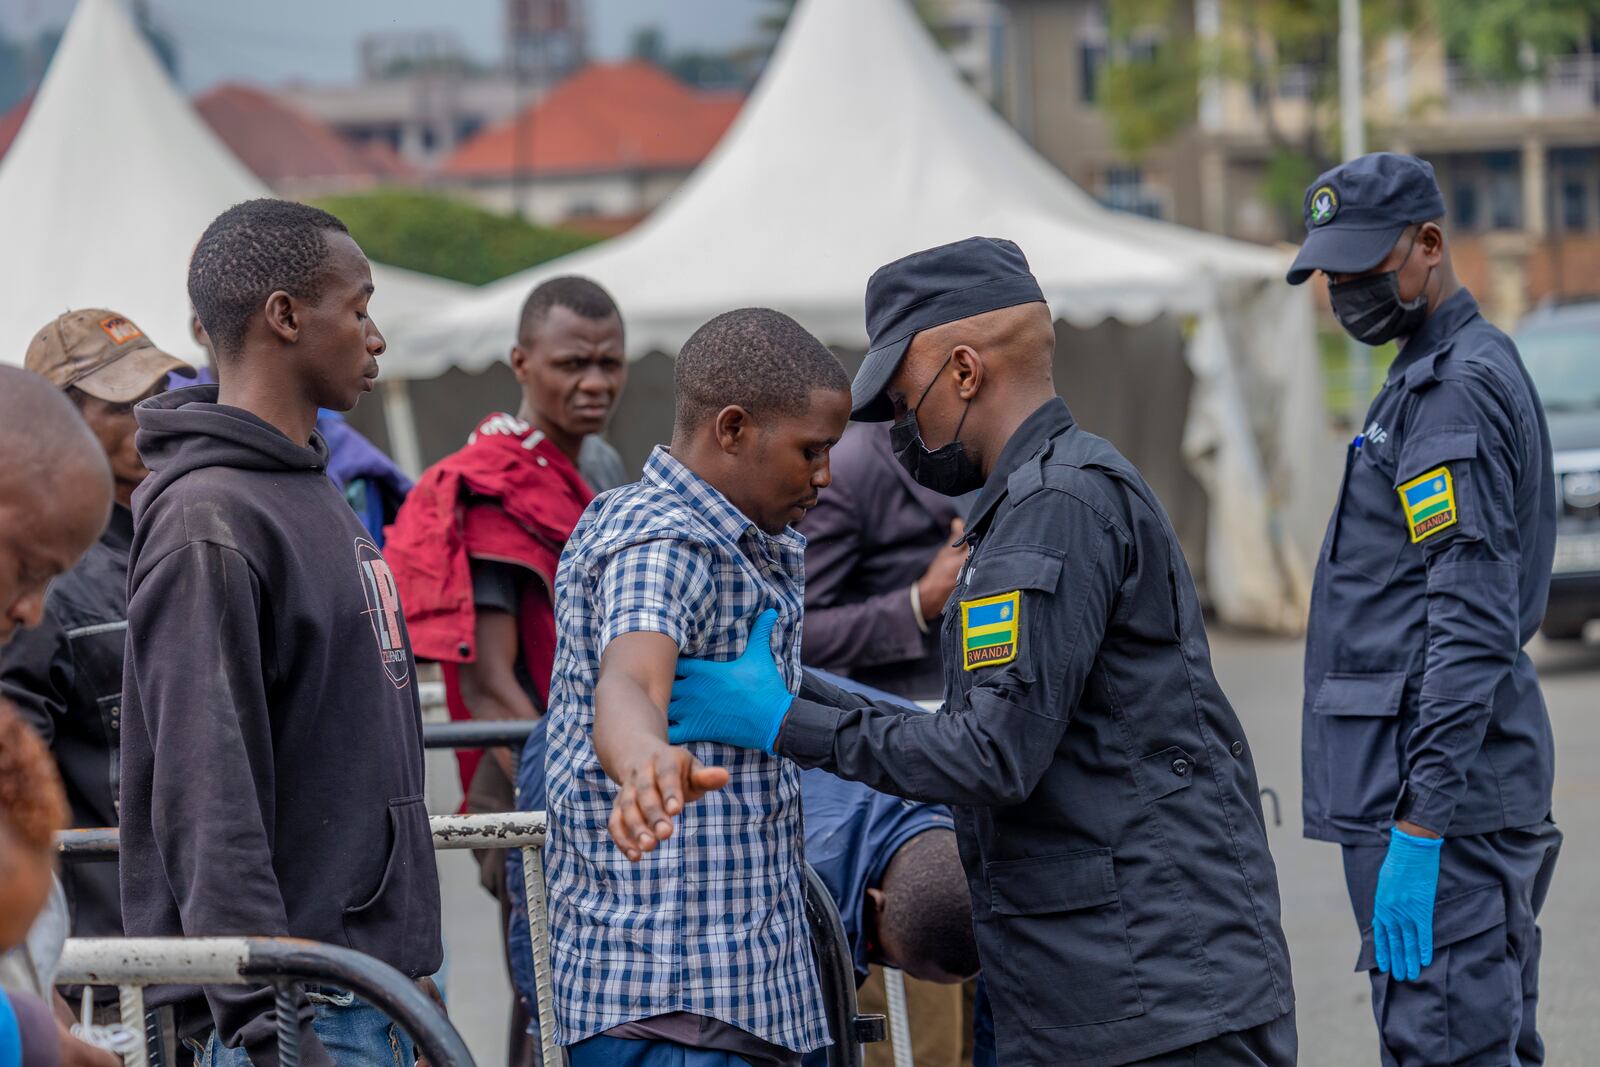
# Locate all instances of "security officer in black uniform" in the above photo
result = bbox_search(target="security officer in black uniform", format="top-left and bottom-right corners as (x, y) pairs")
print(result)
(1287, 153), (1560, 1066)
(660, 237), (1296, 1066)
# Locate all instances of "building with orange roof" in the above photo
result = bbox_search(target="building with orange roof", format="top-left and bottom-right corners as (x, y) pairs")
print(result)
(438, 59), (742, 231)
(195, 83), (416, 198)
(0, 95), (32, 163)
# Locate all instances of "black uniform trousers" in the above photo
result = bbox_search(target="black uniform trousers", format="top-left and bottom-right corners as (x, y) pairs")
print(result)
(1341, 822), (1561, 1067)
(1122, 1011), (1296, 1066)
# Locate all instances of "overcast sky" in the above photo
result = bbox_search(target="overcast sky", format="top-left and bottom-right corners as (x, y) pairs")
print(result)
(3, 0), (766, 91)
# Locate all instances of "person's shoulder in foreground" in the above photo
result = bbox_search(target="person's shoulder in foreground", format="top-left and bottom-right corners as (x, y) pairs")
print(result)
(542, 308), (852, 1061)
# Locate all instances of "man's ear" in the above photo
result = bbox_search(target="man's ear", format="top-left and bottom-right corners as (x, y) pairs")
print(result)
(509, 343), (531, 385)
(951, 344), (984, 402)
(1419, 222), (1446, 266)
(865, 885), (887, 916)
(263, 290), (298, 345)
(713, 405), (751, 454)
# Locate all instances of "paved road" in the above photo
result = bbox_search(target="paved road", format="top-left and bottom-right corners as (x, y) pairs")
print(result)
(434, 631), (1600, 1065)
(1209, 629), (1599, 1067)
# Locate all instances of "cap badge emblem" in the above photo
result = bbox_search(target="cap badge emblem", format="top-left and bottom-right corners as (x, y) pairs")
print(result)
(1310, 185), (1339, 226)
(99, 316), (144, 345)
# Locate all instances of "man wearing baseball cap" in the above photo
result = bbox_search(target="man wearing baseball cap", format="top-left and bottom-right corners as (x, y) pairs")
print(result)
(663, 237), (1295, 1066)
(1, 309), (193, 954)
(1288, 152), (1560, 1066)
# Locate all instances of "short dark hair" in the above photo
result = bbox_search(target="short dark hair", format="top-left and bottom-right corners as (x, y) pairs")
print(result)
(187, 198), (351, 356)
(518, 276), (622, 342)
(674, 308), (848, 432)
(879, 830), (979, 979)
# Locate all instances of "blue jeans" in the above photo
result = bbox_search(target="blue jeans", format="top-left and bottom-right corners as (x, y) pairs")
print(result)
(567, 1035), (755, 1067)
(195, 989), (413, 1067)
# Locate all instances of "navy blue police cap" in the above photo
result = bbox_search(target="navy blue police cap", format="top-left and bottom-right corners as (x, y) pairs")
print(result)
(851, 236), (1046, 421)
(1286, 152), (1446, 285)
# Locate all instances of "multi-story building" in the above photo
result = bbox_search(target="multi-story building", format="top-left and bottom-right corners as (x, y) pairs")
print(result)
(997, 0), (1600, 324)
(279, 1), (587, 170)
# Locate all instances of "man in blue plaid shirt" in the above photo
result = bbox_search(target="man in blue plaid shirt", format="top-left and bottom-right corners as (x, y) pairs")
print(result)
(544, 308), (853, 1067)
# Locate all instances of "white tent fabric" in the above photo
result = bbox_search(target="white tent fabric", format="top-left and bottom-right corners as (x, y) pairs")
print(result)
(0, 0), (465, 370)
(394, 0), (1326, 631)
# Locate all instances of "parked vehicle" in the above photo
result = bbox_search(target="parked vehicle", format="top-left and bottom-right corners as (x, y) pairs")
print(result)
(1516, 301), (1600, 639)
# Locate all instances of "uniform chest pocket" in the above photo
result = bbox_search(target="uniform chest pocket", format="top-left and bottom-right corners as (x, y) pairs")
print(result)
(1331, 445), (1406, 585)
(947, 546), (1063, 689)
(987, 849), (1145, 1030)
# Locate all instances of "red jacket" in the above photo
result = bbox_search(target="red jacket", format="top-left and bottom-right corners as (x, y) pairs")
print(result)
(385, 413), (594, 792)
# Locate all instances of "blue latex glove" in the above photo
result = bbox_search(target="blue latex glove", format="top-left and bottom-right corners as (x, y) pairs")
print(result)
(1372, 826), (1443, 981)
(667, 608), (793, 753)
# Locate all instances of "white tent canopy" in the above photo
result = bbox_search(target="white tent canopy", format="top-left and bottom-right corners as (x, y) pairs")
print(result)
(396, 0), (1325, 631)
(0, 0), (466, 371)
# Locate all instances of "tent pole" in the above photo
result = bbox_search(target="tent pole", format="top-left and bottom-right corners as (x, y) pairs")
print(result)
(380, 378), (424, 479)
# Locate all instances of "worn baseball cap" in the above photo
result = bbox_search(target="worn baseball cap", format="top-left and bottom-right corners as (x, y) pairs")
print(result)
(1286, 153), (1446, 286)
(851, 236), (1046, 422)
(24, 309), (194, 403)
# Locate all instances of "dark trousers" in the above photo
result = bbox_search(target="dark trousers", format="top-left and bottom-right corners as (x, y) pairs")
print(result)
(1123, 1011), (1297, 1066)
(1341, 821), (1562, 1067)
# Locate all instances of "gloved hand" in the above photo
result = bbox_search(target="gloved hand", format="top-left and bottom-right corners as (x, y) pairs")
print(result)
(667, 609), (793, 754)
(1371, 826), (1443, 981)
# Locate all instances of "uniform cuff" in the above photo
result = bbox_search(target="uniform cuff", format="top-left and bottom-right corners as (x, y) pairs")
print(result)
(1391, 779), (1450, 836)
(776, 697), (843, 767)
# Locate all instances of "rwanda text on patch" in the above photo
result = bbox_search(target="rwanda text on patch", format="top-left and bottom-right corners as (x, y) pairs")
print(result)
(1398, 465), (1458, 543)
(961, 590), (1020, 671)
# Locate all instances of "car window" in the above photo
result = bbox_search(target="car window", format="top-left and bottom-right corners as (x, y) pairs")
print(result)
(1515, 327), (1600, 413)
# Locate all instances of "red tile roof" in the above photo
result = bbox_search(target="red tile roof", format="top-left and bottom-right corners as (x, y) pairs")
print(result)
(0, 95), (32, 163)
(442, 60), (742, 179)
(195, 83), (415, 185)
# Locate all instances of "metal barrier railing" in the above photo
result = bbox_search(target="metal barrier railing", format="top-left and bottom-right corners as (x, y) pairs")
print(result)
(420, 719), (541, 749)
(56, 936), (472, 1067)
(57, 813), (555, 1067)
(57, 810), (882, 1067)
(880, 967), (915, 1067)
(802, 867), (886, 1067)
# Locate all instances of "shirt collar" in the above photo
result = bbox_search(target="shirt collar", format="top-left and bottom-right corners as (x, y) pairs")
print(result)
(641, 446), (806, 558)
(964, 397), (1076, 536)
(1388, 288), (1480, 385)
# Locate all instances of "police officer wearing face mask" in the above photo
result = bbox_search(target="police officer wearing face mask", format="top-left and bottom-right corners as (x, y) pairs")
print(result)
(1287, 153), (1560, 1066)
(664, 237), (1297, 1067)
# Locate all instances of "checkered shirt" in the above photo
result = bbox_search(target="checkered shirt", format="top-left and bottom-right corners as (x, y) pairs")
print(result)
(544, 446), (829, 1053)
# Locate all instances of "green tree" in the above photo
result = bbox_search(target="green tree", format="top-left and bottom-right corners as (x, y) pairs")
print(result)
(1098, 0), (1600, 223)
(310, 190), (599, 286)
(1439, 0), (1600, 81)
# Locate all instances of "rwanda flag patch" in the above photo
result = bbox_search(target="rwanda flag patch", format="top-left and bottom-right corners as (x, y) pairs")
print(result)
(961, 590), (1020, 671)
(1398, 466), (1458, 543)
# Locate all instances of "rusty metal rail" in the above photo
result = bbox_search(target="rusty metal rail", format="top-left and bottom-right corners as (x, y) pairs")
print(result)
(57, 814), (554, 1066)
(56, 937), (472, 1067)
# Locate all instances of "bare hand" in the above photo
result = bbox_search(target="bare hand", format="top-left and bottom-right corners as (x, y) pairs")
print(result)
(916, 518), (968, 621)
(608, 741), (731, 861)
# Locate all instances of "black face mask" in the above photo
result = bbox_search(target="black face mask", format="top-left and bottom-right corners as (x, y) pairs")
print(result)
(890, 353), (986, 497)
(1328, 232), (1432, 346)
